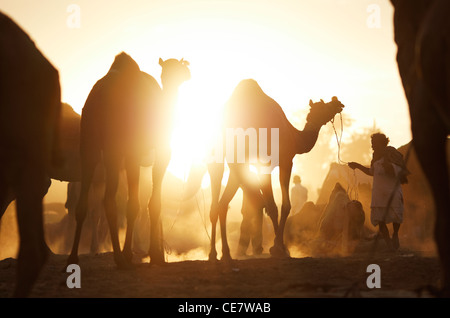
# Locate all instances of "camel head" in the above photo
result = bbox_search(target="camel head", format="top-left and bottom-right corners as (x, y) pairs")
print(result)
(306, 96), (344, 126)
(159, 57), (191, 89)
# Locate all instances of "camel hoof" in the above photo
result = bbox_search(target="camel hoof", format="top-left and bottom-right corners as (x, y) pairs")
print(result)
(63, 255), (78, 273)
(114, 253), (134, 270)
(208, 251), (218, 262)
(253, 246), (263, 256)
(66, 254), (79, 266)
(149, 251), (166, 266)
(392, 235), (400, 250)
(220, 253), (233, 263)
(150, 258), (166, 266)
(122, 249), (134, 263)
(270, 244), (290, 258)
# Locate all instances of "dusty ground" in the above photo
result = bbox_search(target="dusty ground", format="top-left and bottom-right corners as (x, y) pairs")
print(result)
(0, 247), (442, 299)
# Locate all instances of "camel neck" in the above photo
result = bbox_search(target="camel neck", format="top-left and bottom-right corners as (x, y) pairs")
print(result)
(161, 86), (180, 106)
(293, 120), (323, 154)
(162, 85), (179, 94)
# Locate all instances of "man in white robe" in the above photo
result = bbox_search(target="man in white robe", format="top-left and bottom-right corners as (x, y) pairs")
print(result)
(348, 133), (409, 250)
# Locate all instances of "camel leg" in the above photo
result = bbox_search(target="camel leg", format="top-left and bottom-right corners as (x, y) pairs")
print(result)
(88, 182), (105, 255)
(237, 191), (252, 256)
(414, 136), (449, 294)
(230, 166), (265, 257)
(412, 120), (450, 294)
(0, 187), (14, 220)
(13, 164), (48, 297)
(270, 161), (292, 258)
(89, 183), (103, 255)
(148, 148), (171, 265)
(122, 157), (140, 262)
(89, 204), (99, 255)
(103, 156), (130, 269)
(258, 173), (280, 256)
(0, 174), (8, 220)
(207, 162), (224, 261)
(259, 173), (279, 233)
(67, 158), (97, 266)
(251, 203), (264, 256)
(238, 185), (265, 256)
(407, 75), (450, 294)
(217, 167), (241, 262)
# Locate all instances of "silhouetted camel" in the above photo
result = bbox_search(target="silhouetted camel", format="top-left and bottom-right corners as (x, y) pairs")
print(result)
(391, 0), (450, 295)
(67, 53), (190, 267)
(0, 12), (62, 297)
(207, 79), (344, 261)
(146, 58), (191, 264)
(315, 183), (365, 255)
(0, 103), (84, 222)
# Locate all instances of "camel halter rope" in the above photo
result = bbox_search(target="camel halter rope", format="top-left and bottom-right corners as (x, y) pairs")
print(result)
(330, 112), (348, 165)
(330, 113), (359, 201)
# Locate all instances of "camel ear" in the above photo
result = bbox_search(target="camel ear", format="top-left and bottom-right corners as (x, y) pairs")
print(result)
(159, 58), (164, 67)
(320, 99), (324, 103)
(309, 99), (313, 107)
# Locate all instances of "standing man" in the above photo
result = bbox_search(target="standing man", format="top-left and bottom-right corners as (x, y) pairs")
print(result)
(348, 133), (409, 250)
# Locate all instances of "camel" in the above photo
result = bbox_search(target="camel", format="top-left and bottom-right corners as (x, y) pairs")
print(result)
(0, 12), (62, 297)
(390, 0), (450, 295)
(1, 103), (83, 221)
(315, 183), (365, 255)
(66, 53), (190, 267)
(206, 79), (344, 261)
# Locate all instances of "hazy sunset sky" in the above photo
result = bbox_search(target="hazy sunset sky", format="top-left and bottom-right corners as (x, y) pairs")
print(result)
(1, 0), (410, 180)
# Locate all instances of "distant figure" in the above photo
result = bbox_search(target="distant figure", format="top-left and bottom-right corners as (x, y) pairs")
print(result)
(290, 175), (308, 215)
(348, 133), (409, 250)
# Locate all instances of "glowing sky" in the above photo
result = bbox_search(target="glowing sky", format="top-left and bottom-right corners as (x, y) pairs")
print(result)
(1, 0), (411, 183)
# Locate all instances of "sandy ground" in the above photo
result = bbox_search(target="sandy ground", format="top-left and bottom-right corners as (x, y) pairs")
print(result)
(0, 247), (442, 299)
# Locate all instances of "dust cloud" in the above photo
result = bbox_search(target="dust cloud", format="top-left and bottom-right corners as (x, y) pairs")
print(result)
(0, 137), (441, 262)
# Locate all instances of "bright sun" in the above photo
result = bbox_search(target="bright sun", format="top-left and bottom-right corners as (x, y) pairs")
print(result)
(167, 75), (230, 181)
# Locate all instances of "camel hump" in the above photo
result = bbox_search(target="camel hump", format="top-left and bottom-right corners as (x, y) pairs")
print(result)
(227, 79), (277, 109)
(0, 12), (34, 48)
(225, 78), (292, 129)
(108, 52), (140, 74)
(0, 12), (58, 77)
(231, 79), (265, 100)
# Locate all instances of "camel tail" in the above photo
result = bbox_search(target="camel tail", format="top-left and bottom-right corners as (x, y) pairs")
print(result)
(181, 163), (208, 201)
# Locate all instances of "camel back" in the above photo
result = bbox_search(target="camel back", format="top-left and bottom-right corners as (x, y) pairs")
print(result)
(224, 79), (294, 131)
(0, 12), (61, 169)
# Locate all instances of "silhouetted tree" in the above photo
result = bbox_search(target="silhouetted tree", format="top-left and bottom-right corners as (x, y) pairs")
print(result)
(339, 122), (379, 166)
